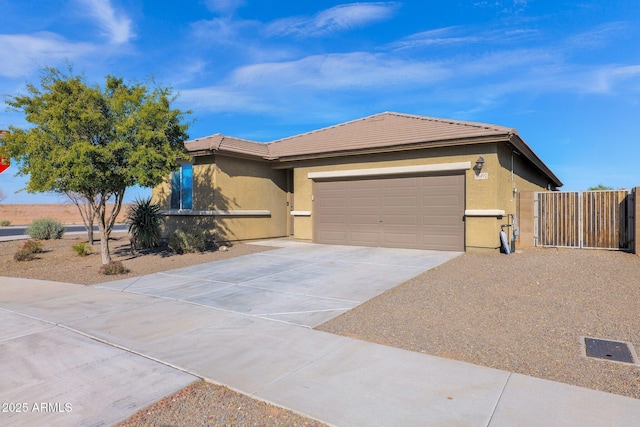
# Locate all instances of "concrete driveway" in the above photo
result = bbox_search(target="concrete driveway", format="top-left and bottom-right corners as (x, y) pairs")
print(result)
(97, 240), (461, 327)
(2, 240), (640, 426)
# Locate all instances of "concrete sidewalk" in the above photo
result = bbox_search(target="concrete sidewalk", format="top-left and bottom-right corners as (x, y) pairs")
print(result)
(1, 242), (639, 426)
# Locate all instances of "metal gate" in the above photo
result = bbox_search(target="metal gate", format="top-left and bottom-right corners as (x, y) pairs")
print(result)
(534, 190), (634, 250)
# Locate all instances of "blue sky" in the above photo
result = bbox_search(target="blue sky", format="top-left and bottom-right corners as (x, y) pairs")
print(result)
(1, 0), (639, 203)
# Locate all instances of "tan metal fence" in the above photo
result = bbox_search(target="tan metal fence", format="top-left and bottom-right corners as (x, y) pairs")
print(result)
(534, 190), (634, 250)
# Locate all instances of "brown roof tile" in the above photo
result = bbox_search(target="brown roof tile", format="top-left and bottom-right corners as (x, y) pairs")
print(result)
(185, 134), (268, 158)
(267, 112), (515, 159)
(184, 112), (561, 186)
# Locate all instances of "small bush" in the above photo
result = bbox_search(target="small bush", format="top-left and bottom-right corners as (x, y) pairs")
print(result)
(27, 218), (65, 240)
(168, 228), (207, 254)
(22, 239), (43, 254)
(99, 261), (129, 275)
(14, 248), (35, 261)
(13, 239), (43, 261)
(72, 242), (92, 257)
(126, 197), (165, 250)
(0, 220), (10, 226)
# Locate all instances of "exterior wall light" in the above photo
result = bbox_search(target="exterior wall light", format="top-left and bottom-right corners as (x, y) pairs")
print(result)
(474, 156), (485, 174)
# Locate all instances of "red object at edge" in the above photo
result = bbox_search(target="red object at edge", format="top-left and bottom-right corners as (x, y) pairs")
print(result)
(0, 158), (9, 174)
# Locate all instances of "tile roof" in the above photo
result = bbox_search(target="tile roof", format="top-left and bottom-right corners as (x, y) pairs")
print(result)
(267, 112), (515, 159)
(184, 112), (561, 186)
(185, 134), (269, 158)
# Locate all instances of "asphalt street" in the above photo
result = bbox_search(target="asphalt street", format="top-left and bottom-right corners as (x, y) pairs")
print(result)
(0, 224), (127, 238)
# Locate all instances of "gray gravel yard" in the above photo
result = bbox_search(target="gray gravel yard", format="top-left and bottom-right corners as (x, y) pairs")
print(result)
(317, 247), (640, 400)
(117, 380), (326, 427)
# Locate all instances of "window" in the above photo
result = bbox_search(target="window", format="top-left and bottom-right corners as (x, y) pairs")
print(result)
(170, 164), (193, 209)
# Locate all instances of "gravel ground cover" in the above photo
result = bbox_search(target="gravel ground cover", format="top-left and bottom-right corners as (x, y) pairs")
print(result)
(116, 380), (326, 427)
(318, 247), (640, 399)
(0, 233), (274, 285)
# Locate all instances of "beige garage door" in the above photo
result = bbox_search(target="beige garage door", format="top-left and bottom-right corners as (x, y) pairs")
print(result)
(314, 174), (465, 251)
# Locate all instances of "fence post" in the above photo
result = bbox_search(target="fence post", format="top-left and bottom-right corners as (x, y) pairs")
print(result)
(634, 187), (639, 255)
(518, 191), (536, 247)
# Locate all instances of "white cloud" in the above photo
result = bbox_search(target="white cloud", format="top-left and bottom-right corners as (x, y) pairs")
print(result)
(389, 27), (480, 50)
(178, 86), (275, 114)
(230, 52), (448, 89)
(75, 0), (134, 44)
(563, 22), (629, 51)
(0, 33), (94, 78)
(181, 12), (640, 121)
(473, 0), (529, 14)
(266, 2), (399, 37)
(204, 0), (246, 14)
(191, 16), (259, 46)
(587, 65), (640, 94)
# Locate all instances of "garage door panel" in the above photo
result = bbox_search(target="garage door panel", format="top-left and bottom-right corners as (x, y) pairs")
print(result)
(349, 231), (381, 246)
(382, 233), (419, 246)
(423, 194), (462, 204)
(314, 173), (464, 251)
(317, 198), (347, 209)
(349, 180), (379, 190)
(349, 197), (381, 208)
(350, 214), (381, 225)
(318, 214), (348, 225)
(422, 215), (462, 226)
(316, 231), (348, 243)
(420, 240), (462, 251)
(383, 177), (418, 189)
(383, 196), (418, 209)
(383, 214), (418, 226)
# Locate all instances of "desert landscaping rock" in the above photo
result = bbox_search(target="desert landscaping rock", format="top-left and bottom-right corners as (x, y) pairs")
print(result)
(116, 380), (327, 427)
(0, 233), (275, 285)
(3, 237), (639, 425)
(318, 248), (640, 400)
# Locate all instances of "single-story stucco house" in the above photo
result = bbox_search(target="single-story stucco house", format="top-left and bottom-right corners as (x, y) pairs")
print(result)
(153, 112), (562, 252)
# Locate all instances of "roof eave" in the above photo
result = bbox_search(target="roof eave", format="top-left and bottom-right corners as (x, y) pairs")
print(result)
(270, 134), (511, 165)
(186, 147), (269, 162)
(509, 134), (563, 188)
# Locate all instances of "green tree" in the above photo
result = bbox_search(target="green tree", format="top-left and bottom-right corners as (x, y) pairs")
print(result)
(588, 184), (613, 191)
(1, 67), (189, 265)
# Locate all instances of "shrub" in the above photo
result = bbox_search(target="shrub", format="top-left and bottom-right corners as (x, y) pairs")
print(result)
(125, 197), (165, 250)
(27, 218), (65, 240)
(168, 228), (207, 254)
(13, 239), (43, 262)
(22, 239), (43, 254)
(0, 220), (10, 226)
(14, 248), (35, 261)
(72, 242), (92, 257)
(99, 261), (129, 275)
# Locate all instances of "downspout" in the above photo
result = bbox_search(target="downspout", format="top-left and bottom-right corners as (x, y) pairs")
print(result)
(510, 144), (522, 250)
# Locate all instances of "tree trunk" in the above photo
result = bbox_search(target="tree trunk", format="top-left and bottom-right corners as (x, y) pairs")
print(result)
(95, 188), (126, 266)
(100, 224), (111, 265)
(85, 199), (95, 245)
(96, 197), (111, 265)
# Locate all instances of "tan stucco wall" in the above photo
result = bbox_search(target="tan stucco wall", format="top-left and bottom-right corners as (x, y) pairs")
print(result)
(153, 140), (558, 251)
(289, 144), (504, 250)
(153, 155), (288, 242)
(496, 144), (554, 250)
(289, 142), (554, 252)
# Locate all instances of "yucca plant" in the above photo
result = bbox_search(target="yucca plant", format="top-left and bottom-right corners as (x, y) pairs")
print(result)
(125, 197), (165, 250)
